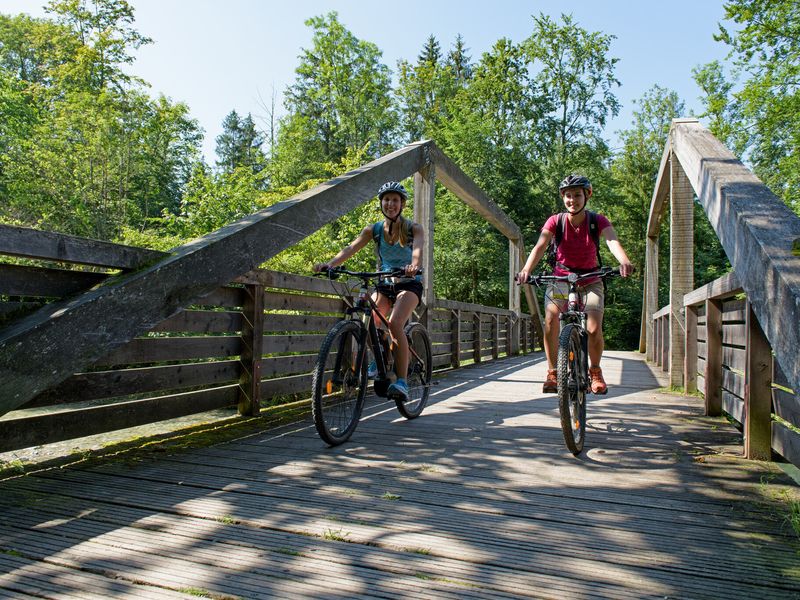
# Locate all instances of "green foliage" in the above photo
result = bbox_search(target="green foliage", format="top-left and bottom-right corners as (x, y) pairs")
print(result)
(215, 109), (266, 176)
(696, 0), (800, 214)
(0, 4), (202, 239)
(268, 12), (396, 187)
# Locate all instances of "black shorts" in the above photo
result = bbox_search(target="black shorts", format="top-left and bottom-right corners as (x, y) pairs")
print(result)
(376, 279), (423, 303)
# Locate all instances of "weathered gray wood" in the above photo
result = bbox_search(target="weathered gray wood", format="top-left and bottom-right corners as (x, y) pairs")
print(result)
(414, 161), (436, 320)
(683, 272), (742, 307)
(434, 298), (514, 316)
(0, 386), (238, 453)
(0, 223), (166, 269)
(705, 299), (723, 416)
(450, 309), (461, 368)
(684, 305), (698, 394)
(0, 264), (107, 298)
(744, 303), (772, 460)
(262, 290), (345, 314)
(95, 336), (242, 367)
(771, 421), (800, 468)
(150, 308), (243, 334)
(671, 119), (800, 405)
(644, 234), (660, 360)
(236, 268), (353, 297)
(723, 368), (745, 400)
(26, 361), (239, 407)
(238, 284), (264, 416)
(722, 390), (745, 423)
(0, 141), (429, 413)
(669, 150), (694, 387)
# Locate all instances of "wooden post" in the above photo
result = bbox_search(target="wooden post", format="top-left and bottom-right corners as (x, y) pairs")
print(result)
(473, 312), (482, 363)
(414, 162), (436, 331)
(491, 314), (499, 360)
(509, 239), (521, 355)
(704, 298), (722, 416)
(744, 301), (772, 460)
(684, 304), (698, 394)
(239, 283), (264, 416)
(644, 235), (659, 361)
(505, 315), (514, 357)
(669, 151), (694, 387)
(450, 309), (461, 368)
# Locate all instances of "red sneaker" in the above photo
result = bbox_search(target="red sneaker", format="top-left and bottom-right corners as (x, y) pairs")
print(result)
(589, 367), (607, 395)
(543, 369), (558, 393)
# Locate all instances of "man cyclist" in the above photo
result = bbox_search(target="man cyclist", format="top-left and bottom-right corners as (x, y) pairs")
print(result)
(516, 174), (634, 394)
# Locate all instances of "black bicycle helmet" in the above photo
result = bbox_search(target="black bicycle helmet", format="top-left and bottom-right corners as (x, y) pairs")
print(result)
(558, 174), (592, 195)
(377, 181), (408, 200)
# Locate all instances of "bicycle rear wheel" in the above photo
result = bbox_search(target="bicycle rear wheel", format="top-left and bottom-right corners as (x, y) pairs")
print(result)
(311, 320), (367, 446)
(396, 322), (432, 419)
(557, 323), (587, 455)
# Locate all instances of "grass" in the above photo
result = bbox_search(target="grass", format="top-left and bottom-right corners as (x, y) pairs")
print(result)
(381, 492), (401, 501)
(322, 528), (350, 542)
(215, 515), (239, 525)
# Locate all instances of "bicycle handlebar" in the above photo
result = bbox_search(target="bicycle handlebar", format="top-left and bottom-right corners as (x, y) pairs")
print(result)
(315, 265), (424, 281)
(525, 266), (620, 287)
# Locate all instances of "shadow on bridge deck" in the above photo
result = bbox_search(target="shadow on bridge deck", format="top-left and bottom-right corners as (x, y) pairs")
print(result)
(1, 351), (798, 599)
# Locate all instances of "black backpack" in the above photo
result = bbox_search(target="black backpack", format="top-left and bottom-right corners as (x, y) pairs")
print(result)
(545, 211), (602, 274)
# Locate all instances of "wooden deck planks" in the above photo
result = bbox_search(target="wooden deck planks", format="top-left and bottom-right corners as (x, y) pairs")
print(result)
(1, 351), (799, 599)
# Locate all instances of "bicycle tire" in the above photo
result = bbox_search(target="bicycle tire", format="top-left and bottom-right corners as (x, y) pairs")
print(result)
(395, 322), (432, 419)
(311, 320), (367, 446)
(557, 323), (587, 455)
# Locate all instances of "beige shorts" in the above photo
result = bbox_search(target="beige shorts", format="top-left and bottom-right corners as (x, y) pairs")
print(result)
(545, 280), (605, 313)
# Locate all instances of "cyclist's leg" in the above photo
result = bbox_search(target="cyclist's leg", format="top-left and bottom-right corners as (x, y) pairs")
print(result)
(583, 281), (606, 367)
(388, 290), (419, 379)
(544, 284), (567, 369)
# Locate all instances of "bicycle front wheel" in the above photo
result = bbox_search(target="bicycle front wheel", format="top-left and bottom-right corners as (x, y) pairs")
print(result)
(557, 323), (587, 455)
(311, 320), (367, 446)
(396, 322), (432, 419)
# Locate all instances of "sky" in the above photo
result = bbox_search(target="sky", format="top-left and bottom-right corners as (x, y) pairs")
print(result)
(3, 0), (735, 163)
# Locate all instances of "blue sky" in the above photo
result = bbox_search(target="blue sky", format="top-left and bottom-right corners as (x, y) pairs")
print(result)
(4, 1), (734, 162)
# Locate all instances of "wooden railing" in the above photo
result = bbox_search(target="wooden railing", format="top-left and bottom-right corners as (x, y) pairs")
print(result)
(644, 119), (800, 465)
(651, 272), (800, 466)
(0, 141), (541, 452)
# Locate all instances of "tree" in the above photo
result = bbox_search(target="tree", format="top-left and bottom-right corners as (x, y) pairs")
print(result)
(215, 110), (266, 176)
(524, 13), (621, 211)
(697, 0), (800, 213)
(269, 12), (396, 186)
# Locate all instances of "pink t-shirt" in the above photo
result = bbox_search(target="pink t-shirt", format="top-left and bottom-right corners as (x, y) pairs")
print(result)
(543, 212), (611, 278)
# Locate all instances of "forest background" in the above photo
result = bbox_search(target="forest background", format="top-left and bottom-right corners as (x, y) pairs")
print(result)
(1, 0), (797, 350)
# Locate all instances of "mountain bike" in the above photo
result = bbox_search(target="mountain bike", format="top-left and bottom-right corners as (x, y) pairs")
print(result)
(311, 266), (432, 446)
(527, 267), (620, 455)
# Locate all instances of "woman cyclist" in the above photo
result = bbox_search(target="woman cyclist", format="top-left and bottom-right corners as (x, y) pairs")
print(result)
(313, 181), (425, 402)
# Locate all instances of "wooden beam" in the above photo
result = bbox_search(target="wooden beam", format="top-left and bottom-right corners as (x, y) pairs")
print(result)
(669, 149), (694, 387)
(744, 302), (772, 460)
(0, 224), (166, 270)
(671, 119), (800, 401)
(414, 161), (436, 323)
(428, 143), (522, 241)
(704, 299), (723, 416)
(0, 142), (428, 414)
(683, 272), (742, 307)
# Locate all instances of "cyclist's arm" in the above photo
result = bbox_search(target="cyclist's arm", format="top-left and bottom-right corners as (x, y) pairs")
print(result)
(405, 223), (425, 277)
(516, 229), (553, 283)
(601, 225), (634, 277)
(313, 225), (374, 272)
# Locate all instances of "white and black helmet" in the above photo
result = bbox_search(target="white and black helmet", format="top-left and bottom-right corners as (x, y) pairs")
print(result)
(377, 181), (408, 200)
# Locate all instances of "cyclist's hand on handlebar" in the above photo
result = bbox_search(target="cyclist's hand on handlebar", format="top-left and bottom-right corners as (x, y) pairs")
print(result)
(312, 262), (331, 273)
(618, 261), (635, 278)
(514, 268), (531, 285)
(403, 263), (421, 278)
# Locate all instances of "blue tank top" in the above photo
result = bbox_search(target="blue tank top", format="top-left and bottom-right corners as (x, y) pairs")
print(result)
(372, 221), (421, 282)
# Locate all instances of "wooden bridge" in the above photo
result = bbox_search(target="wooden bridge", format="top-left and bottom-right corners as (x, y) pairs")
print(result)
(1, 120), (799, 597)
